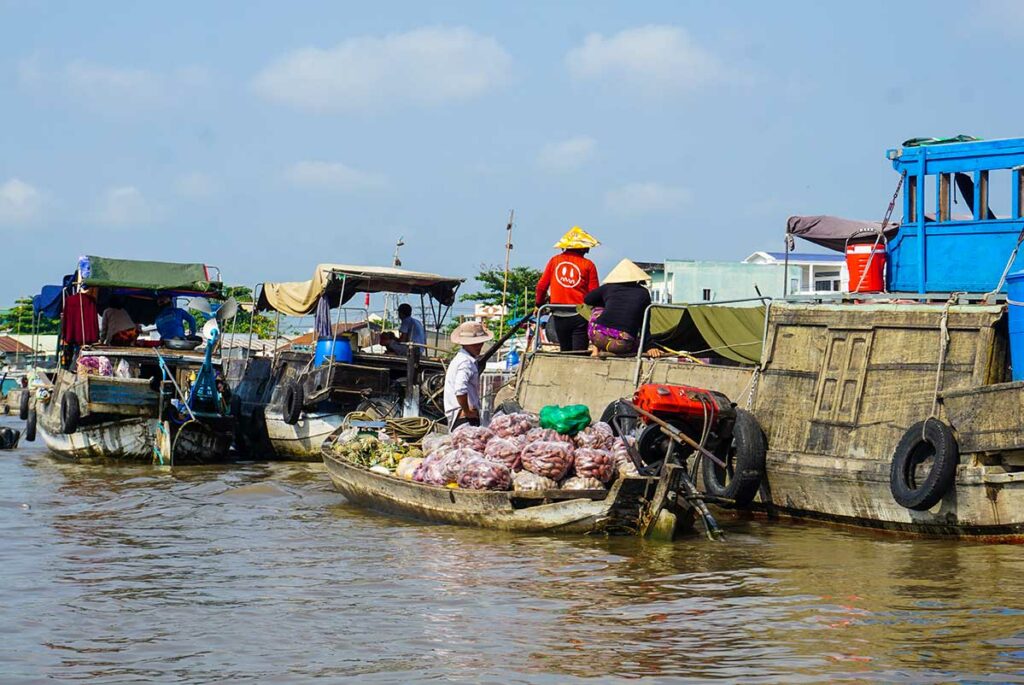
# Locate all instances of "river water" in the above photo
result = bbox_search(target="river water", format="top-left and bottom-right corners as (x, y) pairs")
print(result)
(1, 416), (1022, 684)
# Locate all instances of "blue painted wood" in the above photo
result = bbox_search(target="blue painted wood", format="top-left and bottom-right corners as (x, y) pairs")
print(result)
(89, 380), (158, 407)
(889, 137), (1024, 293)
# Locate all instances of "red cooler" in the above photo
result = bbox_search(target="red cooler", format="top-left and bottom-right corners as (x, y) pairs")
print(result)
(846, 243), (886, 292)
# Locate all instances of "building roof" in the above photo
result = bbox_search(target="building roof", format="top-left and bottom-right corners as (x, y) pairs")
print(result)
(0, 336), (34, 354)
(746, 251), (846, 264)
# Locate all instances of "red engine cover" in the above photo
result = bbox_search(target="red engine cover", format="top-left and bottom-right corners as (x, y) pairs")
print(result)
(633, 383), (728, 424)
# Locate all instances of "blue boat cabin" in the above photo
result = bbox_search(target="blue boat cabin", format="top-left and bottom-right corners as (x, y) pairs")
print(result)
(887, 137), (1024, 293)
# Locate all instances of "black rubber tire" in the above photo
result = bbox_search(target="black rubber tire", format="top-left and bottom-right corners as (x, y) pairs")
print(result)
(25, 408), (36, 442)
(282, 381), (303, 425)
(61, 392), (81, 435)
(0, 427), (18, 449)
(600, 399), (639, 438)
(702, 408), (766, 506)
(889, 419), (959, 511)
(19, 389), (29, 420)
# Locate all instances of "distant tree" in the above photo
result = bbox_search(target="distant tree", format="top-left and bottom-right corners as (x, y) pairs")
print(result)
(0, 297), (60, 335)
(460, 265), (541, 326)
(189, 285), (277, 339)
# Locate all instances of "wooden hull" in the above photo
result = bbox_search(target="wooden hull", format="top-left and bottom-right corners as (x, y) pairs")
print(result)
(38, 416), (233, 465)
(322, 449), (664, 535)
(265, 410), (345, 461)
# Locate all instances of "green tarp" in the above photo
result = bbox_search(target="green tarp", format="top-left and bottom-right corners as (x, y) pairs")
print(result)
(648, 305), (765, 365)
(81, 256), (222, 294)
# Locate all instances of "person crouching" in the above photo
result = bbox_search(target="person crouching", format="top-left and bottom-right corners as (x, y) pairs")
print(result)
(584, 259), (652, 356)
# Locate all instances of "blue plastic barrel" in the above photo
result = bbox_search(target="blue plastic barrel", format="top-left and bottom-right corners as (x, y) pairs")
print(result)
(1007, 271), (1024, 381)
(314, 337), (353, 366)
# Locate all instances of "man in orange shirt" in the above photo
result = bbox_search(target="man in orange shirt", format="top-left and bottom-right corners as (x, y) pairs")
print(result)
(535, 226), (600, 352)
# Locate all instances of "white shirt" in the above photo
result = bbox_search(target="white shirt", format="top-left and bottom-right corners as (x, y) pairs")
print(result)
(100, 308), (135, 344)
(444, 348), (480, 426)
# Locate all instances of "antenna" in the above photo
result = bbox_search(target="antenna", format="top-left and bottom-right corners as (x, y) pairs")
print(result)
(499, 210), (514, 337)
(383, 236), (405, 327)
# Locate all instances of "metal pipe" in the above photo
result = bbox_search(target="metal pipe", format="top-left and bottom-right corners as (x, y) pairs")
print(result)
(624, 399), (727, 469)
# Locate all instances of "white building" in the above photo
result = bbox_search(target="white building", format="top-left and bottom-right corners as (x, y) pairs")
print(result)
(743, 251), (849, 294)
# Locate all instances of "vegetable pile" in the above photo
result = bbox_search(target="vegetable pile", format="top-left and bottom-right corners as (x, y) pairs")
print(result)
(334, 411), (644, 492)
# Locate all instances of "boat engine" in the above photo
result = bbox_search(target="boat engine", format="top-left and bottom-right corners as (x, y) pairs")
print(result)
(629, 383), (737, 466)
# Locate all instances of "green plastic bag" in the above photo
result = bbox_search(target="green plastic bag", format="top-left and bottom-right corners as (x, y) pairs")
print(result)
(539, 404), (592, 436)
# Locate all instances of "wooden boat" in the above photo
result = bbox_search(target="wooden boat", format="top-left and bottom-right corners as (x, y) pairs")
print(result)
(321, 432), (699, 538)
(24, 255), (236, 465)
(500, 297), (1024, 540)
(236, 265), (462, 460)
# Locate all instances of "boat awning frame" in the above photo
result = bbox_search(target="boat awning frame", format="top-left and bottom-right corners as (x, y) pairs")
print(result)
(256, 263), (465, 316)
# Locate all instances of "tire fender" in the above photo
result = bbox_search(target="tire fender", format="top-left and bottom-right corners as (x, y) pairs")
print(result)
(702, 408), (766, 506)
(61, 392), (81, 435)
(889, 419), (959, 511)
(25, 408), (37, 442)
(19, 389), (30, 421)
(282, 381), (304, 425)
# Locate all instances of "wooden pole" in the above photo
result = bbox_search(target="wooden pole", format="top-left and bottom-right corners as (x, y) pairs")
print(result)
(499, 210), (514, 337)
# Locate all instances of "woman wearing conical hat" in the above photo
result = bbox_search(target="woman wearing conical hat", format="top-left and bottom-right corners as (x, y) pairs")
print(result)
(535, 226), (600, 352)
(583, 258), (652, 356)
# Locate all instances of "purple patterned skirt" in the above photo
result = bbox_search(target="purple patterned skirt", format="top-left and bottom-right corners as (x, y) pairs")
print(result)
(588, 308), (637, 355)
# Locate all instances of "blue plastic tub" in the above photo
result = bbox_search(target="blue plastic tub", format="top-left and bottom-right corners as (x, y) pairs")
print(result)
(1007, 271), (1024, 381)
(314, 337), (353, 366)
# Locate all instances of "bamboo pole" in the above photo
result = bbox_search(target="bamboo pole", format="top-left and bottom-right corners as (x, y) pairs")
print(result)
(499, 210), (514, 338)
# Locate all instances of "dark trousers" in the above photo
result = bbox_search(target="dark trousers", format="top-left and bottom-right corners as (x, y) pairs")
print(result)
(552, 314), (589, 352)
(452, 416), (481, 430)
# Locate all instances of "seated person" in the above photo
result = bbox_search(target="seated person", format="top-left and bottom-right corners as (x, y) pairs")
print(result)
(155, 296), (198, 340)
(379, 331), (407, 355)
(99, 295), (140, 346)
(583, 259), (652, 356)
(397, 303), (427, 352)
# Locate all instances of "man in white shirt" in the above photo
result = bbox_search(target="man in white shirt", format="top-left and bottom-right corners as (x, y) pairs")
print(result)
(444, 321), (493, 429)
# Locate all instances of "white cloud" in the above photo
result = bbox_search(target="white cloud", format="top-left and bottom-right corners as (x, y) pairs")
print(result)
(176, 172), (218, 200)
(566, 25), (724, 93)
(538, 136), (596, 172)
(252, 26), (512, 112)
(0, 178), (44, 225)
(285, 161), (387, 193)
(17, 59), (211, 111)
(95, 186), (159, 226)
(605, 182), (692, 215)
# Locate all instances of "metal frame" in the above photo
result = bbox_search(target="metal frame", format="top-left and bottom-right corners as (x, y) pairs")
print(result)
(632, 297), (773, 386)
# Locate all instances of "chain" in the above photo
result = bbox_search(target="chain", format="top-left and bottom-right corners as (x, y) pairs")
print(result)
(853, 172), (905, 293)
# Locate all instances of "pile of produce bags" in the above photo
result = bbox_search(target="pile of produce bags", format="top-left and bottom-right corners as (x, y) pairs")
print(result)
(336, 408), (642, 493)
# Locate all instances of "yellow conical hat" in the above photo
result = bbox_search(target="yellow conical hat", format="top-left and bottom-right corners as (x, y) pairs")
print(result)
(553, 226), (600, 250)
(603, 259), (651, 284)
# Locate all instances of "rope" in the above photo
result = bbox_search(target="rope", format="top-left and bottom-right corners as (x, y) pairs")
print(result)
(927, 293), (961, 430)
(343, 410), (438, 444)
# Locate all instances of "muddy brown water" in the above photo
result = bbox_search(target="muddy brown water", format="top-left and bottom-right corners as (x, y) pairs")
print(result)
(1, 417), (1022, 683)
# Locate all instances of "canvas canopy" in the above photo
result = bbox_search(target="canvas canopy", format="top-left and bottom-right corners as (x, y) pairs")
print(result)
(80, 256), (221, 295)
(648, 305), (766, 365)
(257, 264), (464, 316)
(32, 285), (65, 319)
(786, 215), (899, 253)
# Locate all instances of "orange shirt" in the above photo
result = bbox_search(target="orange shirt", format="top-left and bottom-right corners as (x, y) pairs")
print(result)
(536, 252), (600, 306)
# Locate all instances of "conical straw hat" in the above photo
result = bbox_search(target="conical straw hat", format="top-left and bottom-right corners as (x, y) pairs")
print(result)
(603, 259), (651, 284)
(553, 226), (600, 250)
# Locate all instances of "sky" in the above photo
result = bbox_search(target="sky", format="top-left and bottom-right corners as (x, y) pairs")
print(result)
(2, 0), (1024, 312)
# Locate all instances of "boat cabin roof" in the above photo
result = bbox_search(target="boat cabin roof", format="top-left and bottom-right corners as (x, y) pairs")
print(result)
(256, 263), (464, 315)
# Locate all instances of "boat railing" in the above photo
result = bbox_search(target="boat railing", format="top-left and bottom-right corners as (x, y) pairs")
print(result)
(632, 297), (773, 386)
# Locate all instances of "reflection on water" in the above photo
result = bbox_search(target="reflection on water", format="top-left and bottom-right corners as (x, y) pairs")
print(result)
(1, 417), (1022, 683)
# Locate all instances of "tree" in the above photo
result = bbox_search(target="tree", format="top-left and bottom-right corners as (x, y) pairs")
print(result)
(460, 265), (542, 327)
(0, 297), (60, 335)
(189, 285), (277, 339)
